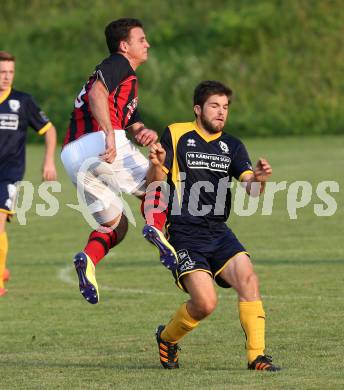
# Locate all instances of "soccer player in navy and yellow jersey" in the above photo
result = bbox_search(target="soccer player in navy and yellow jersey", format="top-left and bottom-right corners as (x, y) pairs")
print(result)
(0, 51), (57, 297)
(146, 81), (280, 371)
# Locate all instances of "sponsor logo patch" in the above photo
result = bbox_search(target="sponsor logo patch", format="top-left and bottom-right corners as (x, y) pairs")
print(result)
(177, 249), (196, 272)
(0, 114), (19, 130)
(186, 151), (231, 172)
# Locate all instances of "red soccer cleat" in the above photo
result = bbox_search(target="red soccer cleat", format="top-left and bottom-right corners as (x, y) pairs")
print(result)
(3, 268), (10, 282)
(0, 287), (8, 297)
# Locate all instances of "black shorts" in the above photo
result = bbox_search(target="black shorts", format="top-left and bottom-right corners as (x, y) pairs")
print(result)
(168, 223), (249, 292)
(0, 181), (17, 220)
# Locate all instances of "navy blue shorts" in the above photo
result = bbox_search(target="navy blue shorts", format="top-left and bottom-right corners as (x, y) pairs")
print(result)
(168, 223), (249, 292)
(0, 181), (17, 219)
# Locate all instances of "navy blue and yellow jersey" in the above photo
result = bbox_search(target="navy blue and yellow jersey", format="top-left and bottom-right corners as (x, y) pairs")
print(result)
(161, 121), (253, 228)
(0, 88), (51, 181)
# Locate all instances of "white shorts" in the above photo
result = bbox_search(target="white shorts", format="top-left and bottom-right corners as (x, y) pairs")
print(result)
(61, 130), (149, 225)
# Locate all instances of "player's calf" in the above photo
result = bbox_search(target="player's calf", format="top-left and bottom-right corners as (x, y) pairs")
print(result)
(84, 214), (128, 266)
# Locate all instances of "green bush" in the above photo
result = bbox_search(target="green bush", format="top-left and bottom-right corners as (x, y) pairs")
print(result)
(0, 0), (343, 142)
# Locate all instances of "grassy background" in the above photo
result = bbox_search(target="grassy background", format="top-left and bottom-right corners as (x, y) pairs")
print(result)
(0, 138), (343, 389)
(0, 0), (343, 140)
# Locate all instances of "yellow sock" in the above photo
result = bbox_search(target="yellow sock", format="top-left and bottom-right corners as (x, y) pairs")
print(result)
(239, 300), (266, 363)
(161, 303), (199, 343)
(0, 232), (8, 289)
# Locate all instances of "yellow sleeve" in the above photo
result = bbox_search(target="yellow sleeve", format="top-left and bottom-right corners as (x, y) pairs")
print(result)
(38, 122), (52, 135)
(238, 170), (254, 182)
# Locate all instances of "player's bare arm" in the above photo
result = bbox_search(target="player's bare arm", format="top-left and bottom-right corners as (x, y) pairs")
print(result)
(146, 143), (167, 185)
(241, 158), (272, 197)
(42, 125), (57, 181)
(88, 80), (116, 163)
(127, 122), (158, 146)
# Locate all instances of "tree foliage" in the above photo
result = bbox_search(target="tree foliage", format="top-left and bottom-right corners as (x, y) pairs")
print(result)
(0, 0), (343, 141)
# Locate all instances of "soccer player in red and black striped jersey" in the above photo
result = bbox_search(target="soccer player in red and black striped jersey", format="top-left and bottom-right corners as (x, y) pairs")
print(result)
(61, 18), (173, 305)
(0, 51), (57, 297)
(63, 35), (143, 148)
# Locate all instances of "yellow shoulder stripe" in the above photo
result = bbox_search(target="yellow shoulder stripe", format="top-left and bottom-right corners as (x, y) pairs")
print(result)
(38, 122), (52, 135)
(167, 122), (195, 204)
(168, 121), (195, 134)
(0, 88), (12, 104)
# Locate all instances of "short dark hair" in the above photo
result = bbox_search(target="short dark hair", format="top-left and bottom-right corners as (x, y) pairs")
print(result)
(0, 51), (15, 62)
(105, 18), (143, 53)
(194, 80), (232, 108)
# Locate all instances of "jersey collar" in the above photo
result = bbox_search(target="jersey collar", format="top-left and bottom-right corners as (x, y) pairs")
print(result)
(193, 120), (223, 142)
(0, 88), (12, 104)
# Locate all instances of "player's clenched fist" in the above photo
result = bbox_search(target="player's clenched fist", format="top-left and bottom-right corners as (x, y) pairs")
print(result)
(100, 131), (116, 163)
(253, 158), (272, 182)
(135, 128), (158, 146)
(149, 143), (166, 166)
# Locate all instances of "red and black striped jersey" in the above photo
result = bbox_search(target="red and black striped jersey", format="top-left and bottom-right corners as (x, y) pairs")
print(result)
(63, 53), (141, 146)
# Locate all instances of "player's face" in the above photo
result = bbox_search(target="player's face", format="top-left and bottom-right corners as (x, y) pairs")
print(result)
(198, 94), (229, 133)
(126, 27), (150, 65)
(0, 61), (15, 92)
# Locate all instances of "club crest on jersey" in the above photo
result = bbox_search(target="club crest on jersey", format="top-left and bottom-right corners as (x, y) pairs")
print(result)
(187, 138), (196, 147)
(9, 99), (20, 112)
(39, 111), (49, 122)
(219, 140), (229, 154)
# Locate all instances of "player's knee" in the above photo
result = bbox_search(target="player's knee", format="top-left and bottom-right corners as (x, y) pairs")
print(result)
(237, 270), (260, 297)
(102, 213), (121, 228)
(114, 214), (128, 244)
(194, 296), (217, 319)
(246, 271), (259, 289)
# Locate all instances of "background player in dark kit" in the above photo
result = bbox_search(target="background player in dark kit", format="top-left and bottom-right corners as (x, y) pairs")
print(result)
(0, 51), (57, 297)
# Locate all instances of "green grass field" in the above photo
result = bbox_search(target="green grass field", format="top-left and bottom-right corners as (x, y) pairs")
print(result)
(0, 137), (343, 389)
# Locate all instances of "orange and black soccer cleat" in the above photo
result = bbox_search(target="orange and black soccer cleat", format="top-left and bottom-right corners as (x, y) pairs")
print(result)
(248, 355), (281, 371)
(156, 325), (180, 369)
